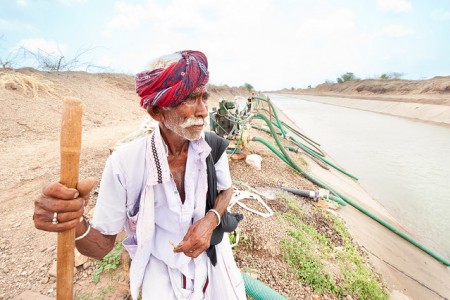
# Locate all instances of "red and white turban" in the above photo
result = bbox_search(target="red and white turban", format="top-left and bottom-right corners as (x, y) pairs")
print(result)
(135, 50), (209, 109)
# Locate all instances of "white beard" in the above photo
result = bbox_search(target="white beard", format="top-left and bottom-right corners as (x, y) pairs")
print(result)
(164, 114), (205, 141)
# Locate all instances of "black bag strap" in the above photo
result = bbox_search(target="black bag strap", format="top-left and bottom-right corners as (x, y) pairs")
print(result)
(204, 132), (229, 265)
(204, 131), (229, 212)
(204, 131), (229, 163)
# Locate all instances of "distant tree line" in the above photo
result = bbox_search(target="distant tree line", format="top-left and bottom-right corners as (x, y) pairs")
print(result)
(331, 71), (405, 84)
(284, 71), (406, 90)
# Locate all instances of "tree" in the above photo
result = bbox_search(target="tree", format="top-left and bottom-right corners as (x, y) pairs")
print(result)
(380, 72), (404, 80)
(243, 82), (254, 92)
(0, 35), (23, 68)
(336, 72), (359, 83)
(21, 46), (111, 72)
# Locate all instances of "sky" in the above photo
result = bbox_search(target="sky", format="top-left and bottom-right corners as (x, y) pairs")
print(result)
(1, 0), (449, 90)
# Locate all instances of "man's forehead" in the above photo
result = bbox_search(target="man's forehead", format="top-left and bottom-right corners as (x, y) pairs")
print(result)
(188, 86), (208, 97)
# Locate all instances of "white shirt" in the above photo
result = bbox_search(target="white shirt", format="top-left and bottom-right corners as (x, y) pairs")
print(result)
(91, 126), (234, 299)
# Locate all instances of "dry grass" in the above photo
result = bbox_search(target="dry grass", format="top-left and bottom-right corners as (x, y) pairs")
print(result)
(0, 69), (58, 98)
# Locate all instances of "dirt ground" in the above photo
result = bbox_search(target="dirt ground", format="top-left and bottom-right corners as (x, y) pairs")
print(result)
(1, 69), (449, 299)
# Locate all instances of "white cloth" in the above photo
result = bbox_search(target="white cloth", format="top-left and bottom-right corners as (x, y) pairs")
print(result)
(142, 235), (245, 300)
(92, 127), (244, 300)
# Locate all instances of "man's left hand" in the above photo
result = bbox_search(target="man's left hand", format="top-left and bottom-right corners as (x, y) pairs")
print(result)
(173, 213), (218, 258)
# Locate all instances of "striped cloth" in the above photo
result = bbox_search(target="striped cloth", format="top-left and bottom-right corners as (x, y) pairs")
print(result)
(136, 50), (209, 109)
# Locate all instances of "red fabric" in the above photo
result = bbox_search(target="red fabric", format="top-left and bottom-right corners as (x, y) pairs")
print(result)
(135, 50), (209, 108)
(203, 276), (209, 294)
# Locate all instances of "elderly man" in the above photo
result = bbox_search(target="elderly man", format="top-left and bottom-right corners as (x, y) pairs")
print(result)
(33, 50), (246, 299)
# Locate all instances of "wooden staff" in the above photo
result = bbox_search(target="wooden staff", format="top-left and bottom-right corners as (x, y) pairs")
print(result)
(58, 97), (83, 300)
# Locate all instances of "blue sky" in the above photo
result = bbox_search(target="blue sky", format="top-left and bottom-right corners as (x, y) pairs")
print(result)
(1, 0), (449, 90)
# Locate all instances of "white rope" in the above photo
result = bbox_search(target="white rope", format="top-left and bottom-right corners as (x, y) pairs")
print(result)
(232, 181), (276, 200)
(228, 190), (273, 218)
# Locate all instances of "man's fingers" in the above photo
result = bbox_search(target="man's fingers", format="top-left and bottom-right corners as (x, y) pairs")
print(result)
(54, 210), (84, 223)
(41, 178), (97, 200)
(43, 181), (79, 200)
(77, 177), (97, 197)
(37, 195), (84, 213)
(174, 240), (190, 253)
(34, 217), (80, 233)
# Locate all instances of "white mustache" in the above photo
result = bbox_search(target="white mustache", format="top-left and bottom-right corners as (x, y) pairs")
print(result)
(180, 117), (205, 128)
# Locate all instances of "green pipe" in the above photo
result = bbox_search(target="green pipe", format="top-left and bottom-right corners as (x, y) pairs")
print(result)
(251, 125), (330, 170)
(253, 119), (327, 162)
(272, 121), (326, 157)
(252, 136), (290, 165)
(255, 100), (348, 173)
(283, 145), (299, 153)
(253, 113), (450, 266)
(289, 135), (326, 159)
(290, 136), (359, 181)
(242, 272), (287, 300)
(328, 195), (347, 207)
(253, 113), (333, 186)
(335, 191), (450, 266)
(252, 95), (287, 138)
(281, 121), (321, 147)
(226, 149), (243, 154)
(251, 124), (283, 136)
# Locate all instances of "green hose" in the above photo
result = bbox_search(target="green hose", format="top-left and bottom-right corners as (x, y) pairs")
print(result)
(334, 191), (450, 266)
(281, 120), (321, 147)
(253, 135), (331, 170)
(289, 136), (359, 181)
(251, 96), (357, 180)
(271, 121), (326, 157)
(251, 124), (283, 136)
(252, 136), (291, 165)
(253, 112), (450, 266)
(289, 135), (326, 159)
(252, 113), (355, 178)
(328, 195), (347, 206)
(252, 95), (287, 138)
(242, 272), (287, 300)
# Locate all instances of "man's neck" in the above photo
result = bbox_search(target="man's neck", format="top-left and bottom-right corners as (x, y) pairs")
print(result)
(158, 124), (189, 156)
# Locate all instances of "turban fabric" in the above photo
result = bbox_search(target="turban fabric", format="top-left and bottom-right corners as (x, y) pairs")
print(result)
(135, 50), (209, 109)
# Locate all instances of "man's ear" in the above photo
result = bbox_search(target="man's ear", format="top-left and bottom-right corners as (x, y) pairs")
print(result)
(147, 106), (165, 122)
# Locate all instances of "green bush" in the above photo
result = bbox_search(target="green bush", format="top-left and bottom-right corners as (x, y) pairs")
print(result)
(336, 72), (359, 83)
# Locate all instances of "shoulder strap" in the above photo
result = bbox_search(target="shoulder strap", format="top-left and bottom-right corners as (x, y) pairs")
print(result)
(204, 131), (229, 163)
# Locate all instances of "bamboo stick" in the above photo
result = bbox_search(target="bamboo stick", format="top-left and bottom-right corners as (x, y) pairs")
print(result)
(57, 97), (83, 300)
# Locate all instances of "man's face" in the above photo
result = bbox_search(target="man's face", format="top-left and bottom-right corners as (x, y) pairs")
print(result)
(162, 87), (209, 141)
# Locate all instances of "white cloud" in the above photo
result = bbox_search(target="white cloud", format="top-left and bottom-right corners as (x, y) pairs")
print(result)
(98, 0), (376, 89)
(16, 0), (28, 7)
(102, 1), (152, 35)
(377, 0), (412, 13)
(0, 19), (13, 30)
(56, 0), (88, 5)
(16, 38), (67, 54)
(379, 24), (414, 38)
(0, 18), (34, 31)
(431, 8), (450, 21)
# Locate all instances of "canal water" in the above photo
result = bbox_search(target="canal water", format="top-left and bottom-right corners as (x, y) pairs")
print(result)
(270, 94), (450, 261)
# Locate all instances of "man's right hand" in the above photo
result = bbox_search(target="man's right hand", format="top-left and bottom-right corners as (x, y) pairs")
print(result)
(33, 177), (97, 232)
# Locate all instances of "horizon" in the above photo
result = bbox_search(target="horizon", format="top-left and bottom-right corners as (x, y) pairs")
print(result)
(1, 0), (449, 90)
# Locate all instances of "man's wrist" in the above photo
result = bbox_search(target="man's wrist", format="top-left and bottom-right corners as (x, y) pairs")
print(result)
(75, 216), (88, 237)
(207, 209), (221, 227)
